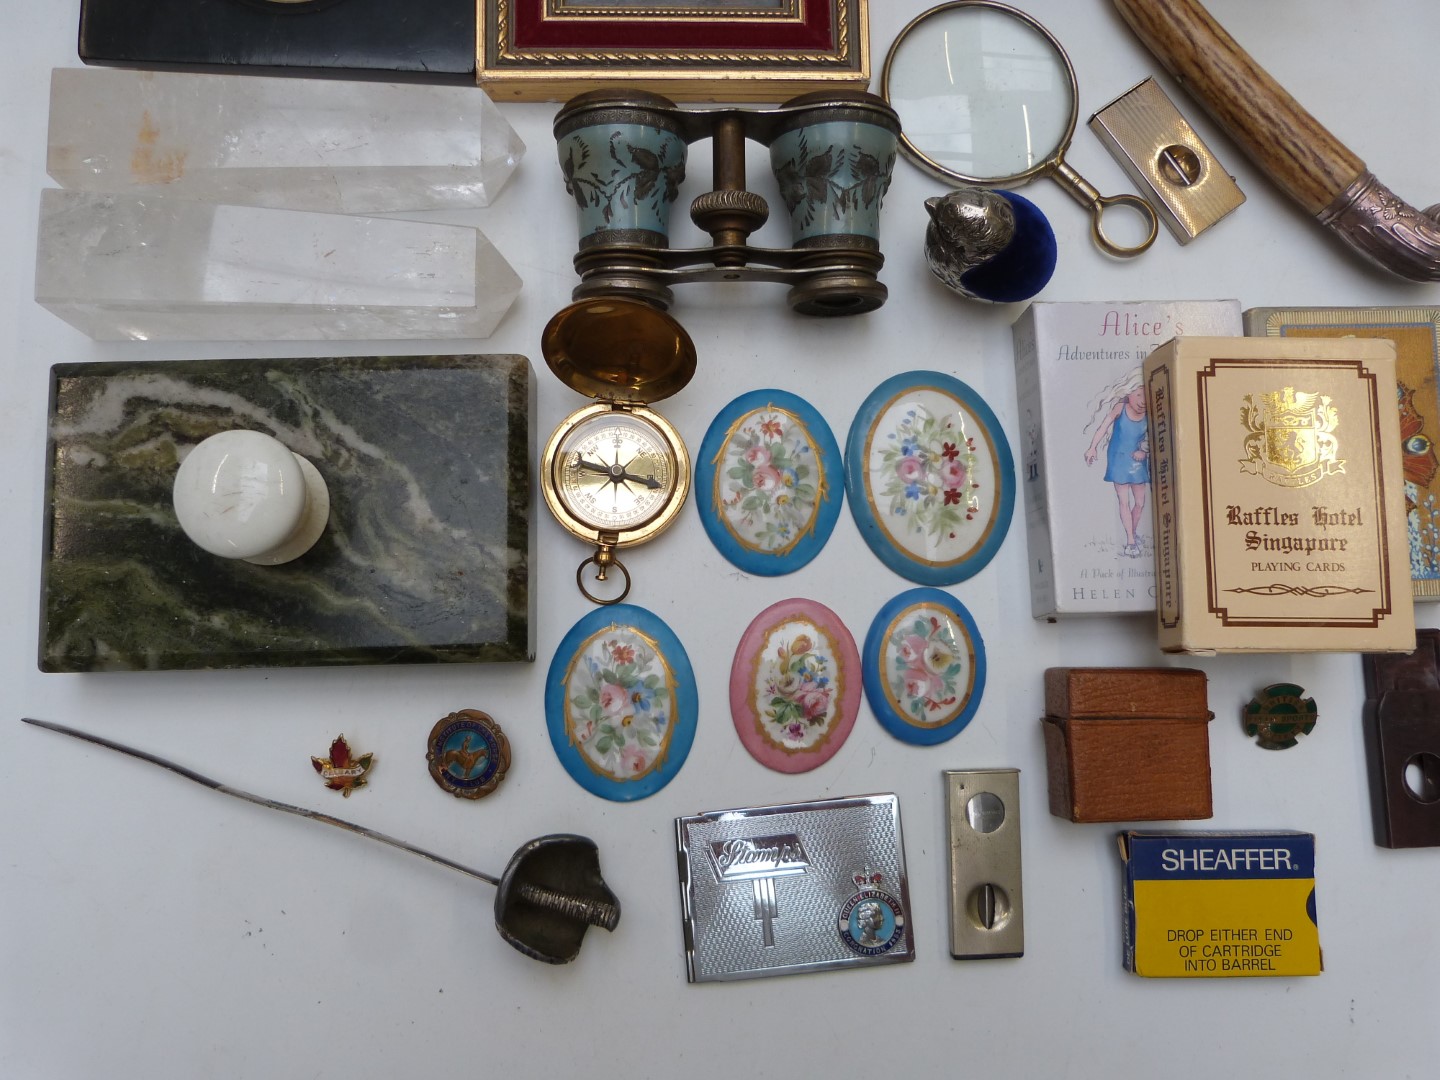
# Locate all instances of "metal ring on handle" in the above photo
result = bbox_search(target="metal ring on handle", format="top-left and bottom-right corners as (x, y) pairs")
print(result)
(1091, 193), (1160, 257)
(577, 554), (632, 606)
(1051, 160), (1159, 257)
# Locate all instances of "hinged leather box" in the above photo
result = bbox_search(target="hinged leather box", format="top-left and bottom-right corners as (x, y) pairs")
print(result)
(1042, 667), (1213, 822)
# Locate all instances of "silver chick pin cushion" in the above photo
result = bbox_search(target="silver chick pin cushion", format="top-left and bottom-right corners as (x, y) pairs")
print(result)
(924, 187), (1057, 304)
(676, 793), (914, 982)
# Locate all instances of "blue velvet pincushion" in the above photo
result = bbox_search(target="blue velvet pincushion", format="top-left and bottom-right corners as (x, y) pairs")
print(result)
(923, 187), (1057, 304)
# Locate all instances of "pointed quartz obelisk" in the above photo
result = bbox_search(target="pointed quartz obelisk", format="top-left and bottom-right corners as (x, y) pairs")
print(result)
(35, 190), (522, 341)
(46, 68), (525, 213)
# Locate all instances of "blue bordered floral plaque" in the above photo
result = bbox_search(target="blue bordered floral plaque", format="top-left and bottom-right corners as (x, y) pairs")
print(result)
(862, 588), (985, 746)
(845, 371), (1014, 584)
(695, 389), (843, 576)
(546, 604), (697, 801)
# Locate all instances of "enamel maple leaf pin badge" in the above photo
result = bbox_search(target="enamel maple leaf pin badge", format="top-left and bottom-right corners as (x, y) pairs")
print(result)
(311, 734), (375, 796)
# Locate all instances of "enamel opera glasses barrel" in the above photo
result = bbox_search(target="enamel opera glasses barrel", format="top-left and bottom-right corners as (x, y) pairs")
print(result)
(554, 89), (902, 316)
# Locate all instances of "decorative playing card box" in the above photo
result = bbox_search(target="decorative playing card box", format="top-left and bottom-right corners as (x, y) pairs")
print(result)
(1012, 300), (1242, 619)
(1244, 306), (1440, 600)
(1143, 336), (1415, 654)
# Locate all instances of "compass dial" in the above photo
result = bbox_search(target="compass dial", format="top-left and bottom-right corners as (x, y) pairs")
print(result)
(549, 408), (685, 535)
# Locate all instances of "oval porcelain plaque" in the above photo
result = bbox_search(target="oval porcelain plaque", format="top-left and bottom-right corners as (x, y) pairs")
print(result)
(845, 371), (1014, 584)
(863, 588), (985, 745)
(695, 389), (843, 576)
(729, 598), (861, 774)
(546, 604), (697, 801)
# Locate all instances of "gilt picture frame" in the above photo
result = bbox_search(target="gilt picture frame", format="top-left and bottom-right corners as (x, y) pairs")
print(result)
(477, 0), (870, 101)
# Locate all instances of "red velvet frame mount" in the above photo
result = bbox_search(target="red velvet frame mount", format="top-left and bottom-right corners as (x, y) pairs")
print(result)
(478, 0), (869, 102)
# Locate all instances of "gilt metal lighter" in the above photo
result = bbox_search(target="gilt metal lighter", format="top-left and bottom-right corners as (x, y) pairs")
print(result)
(1089, 77), (1244, 244)
(676, 793), (913, 982)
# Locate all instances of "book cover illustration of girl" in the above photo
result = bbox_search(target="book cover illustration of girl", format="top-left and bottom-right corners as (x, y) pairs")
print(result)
(1083, 370), (1150, 557)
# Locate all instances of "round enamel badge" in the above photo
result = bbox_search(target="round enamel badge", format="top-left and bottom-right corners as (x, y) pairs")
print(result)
(1243, 683), (1318, 750)
(426, 710), (510, 799)
(838, 870), (906, 956)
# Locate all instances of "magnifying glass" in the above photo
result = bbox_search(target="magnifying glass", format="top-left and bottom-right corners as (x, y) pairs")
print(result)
(882, 0), (1158, 258)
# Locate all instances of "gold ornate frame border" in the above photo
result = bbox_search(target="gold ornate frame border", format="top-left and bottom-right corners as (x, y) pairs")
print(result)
(477, 0), (869, 102)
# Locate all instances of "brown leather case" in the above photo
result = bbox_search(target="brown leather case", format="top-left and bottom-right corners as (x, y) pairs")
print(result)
(1043, 668), (1213, 823)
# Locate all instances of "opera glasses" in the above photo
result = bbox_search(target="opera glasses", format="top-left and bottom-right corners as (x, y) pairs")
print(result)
(555, 89), (901, 316)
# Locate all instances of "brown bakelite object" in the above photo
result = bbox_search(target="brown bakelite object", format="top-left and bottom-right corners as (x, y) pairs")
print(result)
(1362, 629), (1440, 848)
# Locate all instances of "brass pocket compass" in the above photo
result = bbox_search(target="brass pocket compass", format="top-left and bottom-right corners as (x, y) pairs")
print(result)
(541, 297), (695, 604)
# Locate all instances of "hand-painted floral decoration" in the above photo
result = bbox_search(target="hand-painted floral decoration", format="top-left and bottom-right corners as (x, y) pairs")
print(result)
(548, 605), (697, 801)
(846, 372), (1014, 585)
(876, 405), (981, 540)
(770, 124), (897, 242)
(698, 390), (844, 577)
(756, 623), (837, 750)
(558, 124), (688, 241)
(730, 598), (861, 774)
(715, 406), (825, 555)
(884, 606), (972, 728)
(863, 588), (986, 746)
(566, 627), (676, 783)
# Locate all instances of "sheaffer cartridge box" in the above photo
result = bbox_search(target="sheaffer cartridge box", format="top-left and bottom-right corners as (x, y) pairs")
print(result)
(1120, 831), (1321, 978)
(1142, 336), (1415, 653)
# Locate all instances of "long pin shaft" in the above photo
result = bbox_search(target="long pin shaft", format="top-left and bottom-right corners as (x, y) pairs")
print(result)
(21, 717), (500, 887)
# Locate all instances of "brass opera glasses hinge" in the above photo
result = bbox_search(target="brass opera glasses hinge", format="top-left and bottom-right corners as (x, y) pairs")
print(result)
(555, 90), (901, 316)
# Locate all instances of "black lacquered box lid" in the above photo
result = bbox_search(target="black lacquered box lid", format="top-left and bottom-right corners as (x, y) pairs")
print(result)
(79, 0), (476, 83)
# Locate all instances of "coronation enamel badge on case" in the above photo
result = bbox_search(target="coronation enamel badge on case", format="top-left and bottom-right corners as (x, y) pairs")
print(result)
(676, 793), (914, 982)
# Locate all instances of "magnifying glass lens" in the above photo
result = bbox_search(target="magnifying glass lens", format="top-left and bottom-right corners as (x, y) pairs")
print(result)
(887, 5), (1074, 180)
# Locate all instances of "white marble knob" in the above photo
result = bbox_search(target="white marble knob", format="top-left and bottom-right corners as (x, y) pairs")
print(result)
(173, 430), (330, 565)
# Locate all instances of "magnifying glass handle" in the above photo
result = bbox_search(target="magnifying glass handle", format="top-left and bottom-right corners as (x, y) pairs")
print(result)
(1052, 160), (1159, 258)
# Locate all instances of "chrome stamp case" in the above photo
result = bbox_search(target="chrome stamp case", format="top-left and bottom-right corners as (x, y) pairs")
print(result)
(675, 793), (914, 983)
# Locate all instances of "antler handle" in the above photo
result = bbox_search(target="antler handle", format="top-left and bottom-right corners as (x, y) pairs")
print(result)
(1113, 0), (1440, 281)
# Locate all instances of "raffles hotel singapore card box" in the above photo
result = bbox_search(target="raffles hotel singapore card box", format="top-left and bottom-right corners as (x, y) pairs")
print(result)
(1013, 300), (1242, 619)
(1143, 336), (1414, 654)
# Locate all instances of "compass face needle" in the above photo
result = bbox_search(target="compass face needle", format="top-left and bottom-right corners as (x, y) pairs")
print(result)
(539, 296), (696, 602)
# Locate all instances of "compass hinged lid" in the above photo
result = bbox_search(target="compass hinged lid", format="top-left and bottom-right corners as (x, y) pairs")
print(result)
(541, 297), (696, 405)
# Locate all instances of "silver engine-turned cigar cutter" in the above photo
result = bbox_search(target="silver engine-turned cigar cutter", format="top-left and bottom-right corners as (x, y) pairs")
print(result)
(945, 769), (1024, 960)
(1088, 77), (1244, 244)
(676, 793), (914, 982)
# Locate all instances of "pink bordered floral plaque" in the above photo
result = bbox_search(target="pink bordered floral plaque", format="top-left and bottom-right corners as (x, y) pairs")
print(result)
(729, 597), (861, 773)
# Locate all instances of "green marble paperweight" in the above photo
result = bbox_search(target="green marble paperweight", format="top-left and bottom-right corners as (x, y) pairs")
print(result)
(41, 354), (535, 672)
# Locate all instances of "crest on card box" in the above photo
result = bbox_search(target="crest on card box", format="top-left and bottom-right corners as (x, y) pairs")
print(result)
(1240, 386), (1345, 488)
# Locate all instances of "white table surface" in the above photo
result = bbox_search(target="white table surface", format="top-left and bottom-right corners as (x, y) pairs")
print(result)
(4, 2), (1439, 1076)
